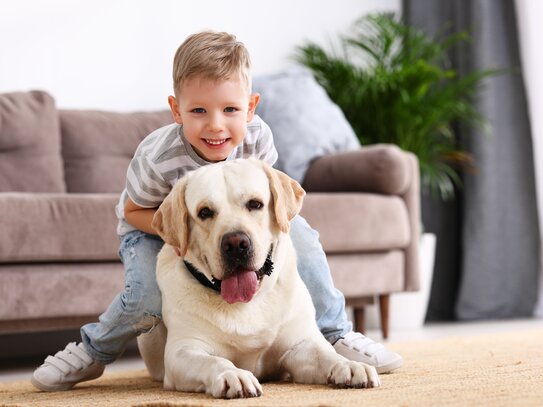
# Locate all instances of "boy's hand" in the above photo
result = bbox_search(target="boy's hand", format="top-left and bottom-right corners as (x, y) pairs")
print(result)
(124, 198), (183, 256)
(124, 197), (159, 235)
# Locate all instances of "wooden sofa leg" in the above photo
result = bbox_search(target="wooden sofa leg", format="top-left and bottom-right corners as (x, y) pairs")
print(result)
(379, 294), (390, 339)
(353, 307), (365, 334)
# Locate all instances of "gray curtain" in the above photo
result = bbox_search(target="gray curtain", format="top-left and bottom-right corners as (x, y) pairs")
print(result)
(403, 0), (540, 319)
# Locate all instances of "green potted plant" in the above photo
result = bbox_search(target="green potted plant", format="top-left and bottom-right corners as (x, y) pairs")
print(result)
(295, 12), (500, 200)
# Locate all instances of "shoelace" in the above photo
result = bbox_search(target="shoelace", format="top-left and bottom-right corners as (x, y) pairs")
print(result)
(341, 332), (385, 355)
(42, 343), (93, 374)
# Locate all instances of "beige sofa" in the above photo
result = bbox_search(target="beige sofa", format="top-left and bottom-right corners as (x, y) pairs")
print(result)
(0, 90), (420, 343)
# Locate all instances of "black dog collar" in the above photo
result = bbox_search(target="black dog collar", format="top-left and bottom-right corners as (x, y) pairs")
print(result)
(183, 260), (222, 292)
(184, 246), (274, 292)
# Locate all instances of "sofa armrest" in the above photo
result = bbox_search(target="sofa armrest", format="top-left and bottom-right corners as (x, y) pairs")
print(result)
(402, 152), (421, 292)
(303, 144), (421, 293)
(302, 144), (411, 195)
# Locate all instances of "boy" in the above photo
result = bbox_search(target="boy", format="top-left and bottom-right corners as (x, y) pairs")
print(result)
(31, 31), (402, 392)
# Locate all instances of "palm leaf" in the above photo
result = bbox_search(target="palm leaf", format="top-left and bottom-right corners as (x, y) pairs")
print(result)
(295, 12), (503, 200)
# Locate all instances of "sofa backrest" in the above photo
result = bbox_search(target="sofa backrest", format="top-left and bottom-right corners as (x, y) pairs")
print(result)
(60, 109), (172, 193)
(0, 91), (65, 193)
(2, 77), (361, 194)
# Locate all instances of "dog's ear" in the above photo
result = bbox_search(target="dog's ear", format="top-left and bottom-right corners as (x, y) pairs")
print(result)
(152, 178), (189, 256)
(262, 163), (306, 233)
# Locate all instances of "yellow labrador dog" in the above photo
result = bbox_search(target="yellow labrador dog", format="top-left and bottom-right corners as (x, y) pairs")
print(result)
(137, 158), (380, 399)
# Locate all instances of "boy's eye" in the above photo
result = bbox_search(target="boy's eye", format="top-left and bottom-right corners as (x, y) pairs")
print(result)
(224, 107), (238, 113)
(191, 108), (206, 113)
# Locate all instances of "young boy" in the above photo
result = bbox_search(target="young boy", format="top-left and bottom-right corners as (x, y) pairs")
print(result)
(31, 31), (402, 392)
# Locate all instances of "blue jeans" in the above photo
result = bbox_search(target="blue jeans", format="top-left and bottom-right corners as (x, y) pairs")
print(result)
(81, 215), (352, 364)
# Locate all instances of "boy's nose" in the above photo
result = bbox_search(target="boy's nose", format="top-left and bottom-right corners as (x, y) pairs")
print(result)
(208, 113), (224, 132)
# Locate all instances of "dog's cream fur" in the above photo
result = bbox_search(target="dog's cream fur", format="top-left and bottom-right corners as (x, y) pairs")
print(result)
(137, 158), (380, 398)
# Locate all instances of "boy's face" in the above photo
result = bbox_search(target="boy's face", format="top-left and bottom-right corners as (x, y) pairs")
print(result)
(168, 77), (259, 162)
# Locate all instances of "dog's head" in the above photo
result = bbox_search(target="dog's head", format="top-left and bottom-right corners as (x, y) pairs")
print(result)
(152, 158), (305, 304)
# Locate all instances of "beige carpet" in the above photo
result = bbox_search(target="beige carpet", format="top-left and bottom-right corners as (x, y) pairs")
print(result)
(2, 329), (543, 407)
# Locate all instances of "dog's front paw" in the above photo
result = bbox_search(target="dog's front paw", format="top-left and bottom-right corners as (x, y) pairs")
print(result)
(328, 360), (380, 389)
(210, 369), (263, 399)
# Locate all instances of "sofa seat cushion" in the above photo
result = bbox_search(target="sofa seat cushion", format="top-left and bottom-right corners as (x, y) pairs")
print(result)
(0, 91), (65, 193)
(300, 193), (410, 253)
(60, 110), (172, 193)
(0, 193), (121, 262)
(0, 263), (123, 323)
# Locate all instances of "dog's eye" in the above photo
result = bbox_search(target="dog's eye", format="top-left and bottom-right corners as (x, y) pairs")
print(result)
(198, 207), (214, 220)
(246, 199), (264, 211)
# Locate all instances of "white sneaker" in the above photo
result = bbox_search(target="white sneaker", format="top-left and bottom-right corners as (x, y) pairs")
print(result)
(31, 342), (105, 391)
(333, 332), (403, 374)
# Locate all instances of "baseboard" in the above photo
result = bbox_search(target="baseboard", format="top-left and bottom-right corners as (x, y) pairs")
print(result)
(0, 329), (139, 364)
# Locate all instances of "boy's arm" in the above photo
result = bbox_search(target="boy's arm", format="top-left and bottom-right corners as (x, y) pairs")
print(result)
(124, 197), (158, 235)
(125, 197), (181, 255)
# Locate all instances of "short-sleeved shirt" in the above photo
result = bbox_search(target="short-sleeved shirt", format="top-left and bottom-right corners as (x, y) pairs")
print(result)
(116, 114), (278, 236)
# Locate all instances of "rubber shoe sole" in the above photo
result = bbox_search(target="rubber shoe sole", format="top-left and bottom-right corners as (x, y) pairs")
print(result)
(31, 363), (104, 392)
(375, 356), (403, 374)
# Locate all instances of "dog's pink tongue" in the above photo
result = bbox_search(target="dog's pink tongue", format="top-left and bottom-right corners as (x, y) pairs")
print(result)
(220, 270), (258, 304)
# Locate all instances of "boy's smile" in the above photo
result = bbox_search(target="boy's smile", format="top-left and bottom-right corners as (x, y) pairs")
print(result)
(168, 77), (259, 162)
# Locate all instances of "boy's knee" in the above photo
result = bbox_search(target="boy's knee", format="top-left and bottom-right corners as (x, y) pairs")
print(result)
(132, 291), (162, 333)
(290, 220), (323, 255)
(138, 284), (162, 314)
(290, 215), (317, 237)
(120, 280), (161, 313)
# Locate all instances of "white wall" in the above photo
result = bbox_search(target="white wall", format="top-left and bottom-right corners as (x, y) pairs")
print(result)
(0, 0), (399, 111)
(515, 0), (543, 318)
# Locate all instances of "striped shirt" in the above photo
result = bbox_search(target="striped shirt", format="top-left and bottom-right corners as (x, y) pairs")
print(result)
(116, 114), (278, 236)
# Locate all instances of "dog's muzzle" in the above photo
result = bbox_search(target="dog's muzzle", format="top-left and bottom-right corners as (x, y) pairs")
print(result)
(184, 245), (274, 304)
(221, 231), (253, 271)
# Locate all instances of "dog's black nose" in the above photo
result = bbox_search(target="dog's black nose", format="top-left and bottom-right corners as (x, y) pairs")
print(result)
(221, 231), (252, 260)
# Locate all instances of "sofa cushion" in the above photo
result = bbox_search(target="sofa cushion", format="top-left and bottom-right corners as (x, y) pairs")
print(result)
(0, 91), (65, 193)
(303, 144), (411, 195)
(301, 193), (410, 253)
(253, 68), (360, 184)
(0, 193), (120, 262)
(60, 110), (172, 193)
(0, 263), (124, 323)
(329, 251), (405, 297)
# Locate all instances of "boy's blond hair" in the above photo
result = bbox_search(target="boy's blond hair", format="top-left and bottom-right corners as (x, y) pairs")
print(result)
(172, 31), (252, 96)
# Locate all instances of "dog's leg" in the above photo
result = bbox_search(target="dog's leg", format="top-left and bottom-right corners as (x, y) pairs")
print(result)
(137, 321), (166, 381)
(280, 338), (380, 389)
(164, 342), (263, 399)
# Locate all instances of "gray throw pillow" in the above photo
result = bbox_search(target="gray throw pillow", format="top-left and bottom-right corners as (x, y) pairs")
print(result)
(253, 68), (360, 183)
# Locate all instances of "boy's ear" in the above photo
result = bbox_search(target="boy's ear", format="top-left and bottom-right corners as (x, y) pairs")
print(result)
(246, 93), (260, 122)
(168, 95), (183, 125)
